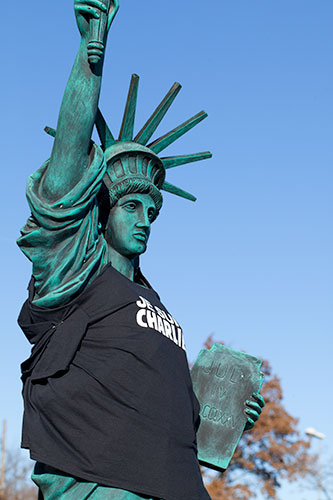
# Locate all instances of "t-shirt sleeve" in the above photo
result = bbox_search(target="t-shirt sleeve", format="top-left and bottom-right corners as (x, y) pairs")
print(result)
(17, 143), (110, 308)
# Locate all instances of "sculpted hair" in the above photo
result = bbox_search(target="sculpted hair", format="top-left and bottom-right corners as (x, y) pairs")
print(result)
(108, 178), (163, 213)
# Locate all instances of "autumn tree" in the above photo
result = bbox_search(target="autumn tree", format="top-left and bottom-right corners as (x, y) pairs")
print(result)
(202, 337), (314, 500)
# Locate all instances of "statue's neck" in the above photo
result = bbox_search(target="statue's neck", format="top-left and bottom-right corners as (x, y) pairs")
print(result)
(108, 247), (135, 281)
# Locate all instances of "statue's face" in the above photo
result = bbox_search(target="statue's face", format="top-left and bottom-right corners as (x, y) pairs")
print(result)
(105, 193), (157, 258)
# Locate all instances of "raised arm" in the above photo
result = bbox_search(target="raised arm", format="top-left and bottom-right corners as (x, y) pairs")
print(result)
(42, 0), (119, 201)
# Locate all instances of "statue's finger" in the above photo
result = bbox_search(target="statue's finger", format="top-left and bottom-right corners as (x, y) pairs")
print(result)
(110, 0), (120, 11)
(252, 392), (265, 407)
(82, 0), (108, 13)
(245, 408), (259, 421)
(245, 400), (262, 414)
(107, 0), (119, 30)
(245, 418), (254, 430)
(75, 5), (101, 19)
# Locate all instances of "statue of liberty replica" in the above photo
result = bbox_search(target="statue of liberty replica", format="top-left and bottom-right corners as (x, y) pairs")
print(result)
(17, 1), (264, 499)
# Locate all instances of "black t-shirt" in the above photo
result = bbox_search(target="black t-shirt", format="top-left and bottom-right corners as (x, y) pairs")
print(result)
(18, 265), (210, 500)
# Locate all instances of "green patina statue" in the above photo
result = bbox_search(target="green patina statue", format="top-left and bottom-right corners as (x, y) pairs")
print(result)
(17, 2), (264, 499)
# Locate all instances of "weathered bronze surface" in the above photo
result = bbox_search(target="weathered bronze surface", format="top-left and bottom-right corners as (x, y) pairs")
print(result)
(17, 1), (265, 496)
(191, 344), (264, 471)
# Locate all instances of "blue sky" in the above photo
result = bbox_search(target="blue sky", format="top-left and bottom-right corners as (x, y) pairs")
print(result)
(2, 1), (332, 498)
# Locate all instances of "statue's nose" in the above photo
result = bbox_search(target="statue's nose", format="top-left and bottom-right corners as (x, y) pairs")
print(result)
(136, 213), (150, 228)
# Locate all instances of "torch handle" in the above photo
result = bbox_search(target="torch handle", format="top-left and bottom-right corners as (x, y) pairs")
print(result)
(87, 0), (111, 64)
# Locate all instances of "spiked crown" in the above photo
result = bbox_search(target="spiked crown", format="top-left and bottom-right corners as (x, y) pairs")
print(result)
(45, 74), (212, 209)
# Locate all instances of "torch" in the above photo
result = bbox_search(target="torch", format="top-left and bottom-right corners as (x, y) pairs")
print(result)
(87, 0), (111, 64)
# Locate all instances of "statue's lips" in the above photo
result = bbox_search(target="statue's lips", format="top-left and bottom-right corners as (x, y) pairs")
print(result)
(133, 232), (147, 242)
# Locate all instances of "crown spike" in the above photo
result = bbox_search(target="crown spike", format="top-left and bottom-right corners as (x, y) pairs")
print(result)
(162, 151), (212, 170)
(44, 126), (56, 138)
(95, 108), (116, 149)
(134, 82), (182, 145)
(161, 181), (196, 201)
(119, 74), (139, 141)
(148, 111), (208, 155)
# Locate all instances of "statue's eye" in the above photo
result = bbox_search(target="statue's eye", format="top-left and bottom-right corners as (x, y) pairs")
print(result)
(124, 202), (137, 211)
(148, 209), (156, 222)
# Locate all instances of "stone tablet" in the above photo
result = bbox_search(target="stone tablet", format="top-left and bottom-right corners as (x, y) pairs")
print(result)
(191, 343), (264, 471)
